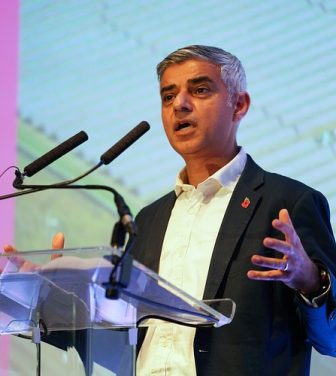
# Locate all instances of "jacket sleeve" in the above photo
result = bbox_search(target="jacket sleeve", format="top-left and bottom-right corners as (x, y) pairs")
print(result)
(291, 189), (336, 356)
(297, 274), (336, 356)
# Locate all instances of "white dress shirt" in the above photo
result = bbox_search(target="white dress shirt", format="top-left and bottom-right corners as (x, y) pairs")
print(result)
(137, 148), (247, 376)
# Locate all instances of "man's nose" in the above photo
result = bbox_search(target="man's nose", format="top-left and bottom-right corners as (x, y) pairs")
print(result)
(173, 91), (192, 113)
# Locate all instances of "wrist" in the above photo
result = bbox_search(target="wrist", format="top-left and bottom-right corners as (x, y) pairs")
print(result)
(299, 263), (330, 307)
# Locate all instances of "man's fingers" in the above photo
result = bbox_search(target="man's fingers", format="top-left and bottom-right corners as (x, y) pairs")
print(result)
(52, 232), (64, 250)
(271, 210), (300, 246)
(51, 232), (64, 260)
(3, 244), (17, 254)
(247, 269), (286, 281)
(251, 254), (288, 270)
(279, 208), (292, 226)
(263, 237), (292, 256)
(2, 244), (27, 270)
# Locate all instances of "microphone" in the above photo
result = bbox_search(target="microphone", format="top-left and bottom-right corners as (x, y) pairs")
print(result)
(1, 122), (151, 294)
(3, 121), (150, 199)
(24, 131), (88, 177)
(100, 121), (150, 165)
(10, 122), (149, 236)
(2, 120), (152, 296)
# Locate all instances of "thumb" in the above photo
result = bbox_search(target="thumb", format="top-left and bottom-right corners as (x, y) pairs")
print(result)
(52, 232), (65, 250)
(51, 232), (64, 260)
(278, 208), (293, 226)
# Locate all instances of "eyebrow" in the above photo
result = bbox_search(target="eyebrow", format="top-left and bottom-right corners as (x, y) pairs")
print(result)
(160, 84), (176, 96)
(187, 75), (214, 85)
(160, 75), (215, 96)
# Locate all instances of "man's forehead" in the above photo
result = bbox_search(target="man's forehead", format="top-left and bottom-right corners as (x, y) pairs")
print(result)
(159, 59), (221, 86)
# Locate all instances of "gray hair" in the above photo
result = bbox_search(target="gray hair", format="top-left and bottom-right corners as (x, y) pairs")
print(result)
(157, 45), (247, 103)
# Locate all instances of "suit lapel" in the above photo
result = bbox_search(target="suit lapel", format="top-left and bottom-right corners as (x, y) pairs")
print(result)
(141, 156), (265, 299)
(203, 156), (264, 299)
(143, 192), (176, 273)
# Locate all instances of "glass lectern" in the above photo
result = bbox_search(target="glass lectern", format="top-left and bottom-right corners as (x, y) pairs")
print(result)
(0, 247), (235, 375)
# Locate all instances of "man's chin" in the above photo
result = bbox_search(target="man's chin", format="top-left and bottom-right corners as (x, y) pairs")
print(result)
(171, 144), (204, 159)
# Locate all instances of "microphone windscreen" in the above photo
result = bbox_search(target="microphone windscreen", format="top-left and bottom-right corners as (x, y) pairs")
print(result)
(24, 131), (88, 177)
(100, 121), (150, 165)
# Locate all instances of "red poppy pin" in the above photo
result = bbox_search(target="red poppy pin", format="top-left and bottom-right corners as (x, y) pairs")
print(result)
(241, 197), (250, 209)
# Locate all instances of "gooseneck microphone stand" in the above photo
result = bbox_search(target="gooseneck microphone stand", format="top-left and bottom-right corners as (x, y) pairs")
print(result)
(12, 177), (137, 297)
(0, 122), (150, 376)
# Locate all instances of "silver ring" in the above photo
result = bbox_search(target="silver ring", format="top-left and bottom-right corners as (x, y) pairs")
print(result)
(283, 262), (289, 272)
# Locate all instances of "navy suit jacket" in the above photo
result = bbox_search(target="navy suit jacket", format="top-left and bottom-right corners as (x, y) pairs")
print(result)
(132, 155), (336, 376)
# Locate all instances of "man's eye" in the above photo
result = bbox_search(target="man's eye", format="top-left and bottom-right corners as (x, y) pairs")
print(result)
(195, 87), (209, 94)
(163, 94), (174, 102)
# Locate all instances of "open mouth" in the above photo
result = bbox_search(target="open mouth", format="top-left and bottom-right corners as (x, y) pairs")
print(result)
(176, 122), (193, 131)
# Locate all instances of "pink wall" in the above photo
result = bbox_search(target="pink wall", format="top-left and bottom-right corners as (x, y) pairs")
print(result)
(0, 0), (19, 373)
(0, 2), (18, 242)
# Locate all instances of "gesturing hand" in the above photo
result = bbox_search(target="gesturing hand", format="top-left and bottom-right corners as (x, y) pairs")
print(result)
(2, 232), (64, 272)
(247, 209), (321, 294)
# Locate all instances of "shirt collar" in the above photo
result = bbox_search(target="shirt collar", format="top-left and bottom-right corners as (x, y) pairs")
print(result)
(175, 147), (247, 196)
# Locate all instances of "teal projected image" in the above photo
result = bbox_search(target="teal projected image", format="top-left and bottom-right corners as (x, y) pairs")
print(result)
(15, 0), (336, 374)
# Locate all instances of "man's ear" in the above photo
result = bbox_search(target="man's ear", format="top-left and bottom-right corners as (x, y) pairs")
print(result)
(233, 92), (250, 122)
